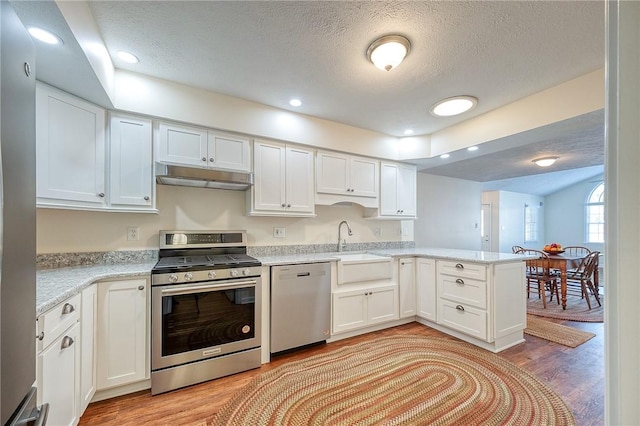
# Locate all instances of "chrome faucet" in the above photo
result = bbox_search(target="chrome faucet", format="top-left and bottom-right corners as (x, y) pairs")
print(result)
(337, 220), (353, 252)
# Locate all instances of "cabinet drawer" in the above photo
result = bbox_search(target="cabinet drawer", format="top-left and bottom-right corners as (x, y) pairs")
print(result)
(438, 260), (486, 281)
(438, 300), (488, 340)
(438, 275), (487, 309)
(37, 293), (81, 350)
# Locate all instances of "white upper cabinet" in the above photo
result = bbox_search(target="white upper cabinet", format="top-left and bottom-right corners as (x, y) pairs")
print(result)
(157, 122), (250, 172)
(250, 140), (314, 216)
(378, 161), (417, 218)
(316, 150), (379, 208)
(36, 83), (106, 209)
(109, 114), (154, 210)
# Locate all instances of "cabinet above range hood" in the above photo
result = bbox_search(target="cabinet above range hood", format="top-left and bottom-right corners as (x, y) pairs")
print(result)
(155, 164), (254, 191)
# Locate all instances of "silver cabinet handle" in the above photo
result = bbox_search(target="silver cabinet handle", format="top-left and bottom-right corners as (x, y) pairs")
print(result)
(138, 285), (145, 290)
(61, 303), (75, 315)
(144, 196), (150, 201)
(455, 305), (465, 312)
(455, 278), (465, 285)
(36, 331), (44, 341)
(209, 157), (215, 162)
(287, 204), (291, 208)
(97, 192), (105, 198)
(201, 157), (207, 162)
(455, 263), (464, 269)
(60, 336), (74, 349)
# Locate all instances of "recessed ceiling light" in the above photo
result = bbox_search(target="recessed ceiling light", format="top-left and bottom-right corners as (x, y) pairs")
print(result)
(403, 129), (414, 136)
(533, 156), (559, 167)
(430, 96), (478, 117)
(28, 27), (62, 45)
(289, 99), (302, 107)
(440, 153), (450, 159)
(117, 51), (139, 64)
(467, 146), (479, 151)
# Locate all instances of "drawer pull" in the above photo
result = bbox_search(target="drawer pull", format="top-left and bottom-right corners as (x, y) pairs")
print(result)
(455, 278), (465, 285)
(60, 336), (74, 349)
(61, 303), (75, 315)
(138, 285), (145, 290)
(455, 305), (465, 312)
(36, 331), (44, 341)
(455, 263), (464, 269)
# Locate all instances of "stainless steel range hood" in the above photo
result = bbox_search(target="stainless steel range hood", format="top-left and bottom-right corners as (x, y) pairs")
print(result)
(155, 165), (254, 191)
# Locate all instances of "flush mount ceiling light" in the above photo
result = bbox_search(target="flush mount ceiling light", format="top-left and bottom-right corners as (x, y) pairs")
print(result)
(440, 153), (450, 159)
(366, 34), (411, 71)
(430, 96), (478, 117)
(403, 129), (414, 136)
(28, 26), (62, 45)
(117, 51), (139, 64)
(289, 98), (302, 107)
(467, 146), (479, 151)
(533, 156), (559, 167)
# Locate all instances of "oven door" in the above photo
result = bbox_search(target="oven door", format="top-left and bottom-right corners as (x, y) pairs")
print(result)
(151, 277), (261, 370)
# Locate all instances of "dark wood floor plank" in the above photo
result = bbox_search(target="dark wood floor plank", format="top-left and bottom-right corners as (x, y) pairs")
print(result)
(80, 320), (604, 425)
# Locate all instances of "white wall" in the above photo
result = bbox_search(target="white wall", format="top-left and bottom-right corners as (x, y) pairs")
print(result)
(482, 190), (545, 253)
(545, 174), (604, 253)
(36, 185), (410, 253)
(414, 173), (482, 250)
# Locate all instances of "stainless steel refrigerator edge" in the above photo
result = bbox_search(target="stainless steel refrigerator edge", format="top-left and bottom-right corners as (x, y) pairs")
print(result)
(1, 2), (40, 425)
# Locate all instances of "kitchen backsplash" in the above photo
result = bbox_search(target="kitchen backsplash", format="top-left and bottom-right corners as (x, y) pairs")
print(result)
(36, 241), (414, 269)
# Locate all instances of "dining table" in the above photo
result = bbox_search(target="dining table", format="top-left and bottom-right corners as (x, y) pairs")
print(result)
(545, 252), (597, 309)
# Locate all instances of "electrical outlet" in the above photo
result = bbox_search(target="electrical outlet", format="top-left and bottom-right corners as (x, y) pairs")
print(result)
(273, 227), (285, 238)
(373, 227), (381, 236)
(127, 226), (140, 241)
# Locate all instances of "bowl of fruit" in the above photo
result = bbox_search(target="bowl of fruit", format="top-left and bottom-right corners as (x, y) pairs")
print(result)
(543, 243), (564, 254)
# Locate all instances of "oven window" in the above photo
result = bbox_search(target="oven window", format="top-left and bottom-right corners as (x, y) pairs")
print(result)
(161, 286), (255, 356)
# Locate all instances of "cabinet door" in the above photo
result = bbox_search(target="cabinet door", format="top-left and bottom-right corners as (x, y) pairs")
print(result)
(398, 258), (416, 318)
(332, 290), (367, 333)
(397, 164), (417, 217)
(38, 322), (80, 426)
(253, 141), (286, 211)
(80, 285), (97, 414)
(316, 151), (349, 194)
(36, 83), (106, 206)
(368, 285), (399, 325)
(109, 114), (153, 208)
(157, 123), (208, 167)
(97, 279), (148, 389)
(208, 131), (251, 171)
(380, 163), (399, 215)
(285, 146), (315, 213)
(350, 157), (378, 198)
(416, 258), (437, 321)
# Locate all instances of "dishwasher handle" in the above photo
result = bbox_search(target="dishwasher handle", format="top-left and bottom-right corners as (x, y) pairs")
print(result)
(297, 272), (311, 277)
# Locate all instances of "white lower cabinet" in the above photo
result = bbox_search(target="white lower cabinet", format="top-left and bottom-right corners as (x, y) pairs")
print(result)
(332, 284), (398, 334)
(416, 258), (436, 321)
(96, 278), (149, 390)
(80, 284), (97, 413)
(398, 258), (416, 318)
(37, 295), (82, 426)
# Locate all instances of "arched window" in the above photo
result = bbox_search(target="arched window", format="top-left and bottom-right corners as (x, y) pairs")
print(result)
(585, 182), (604, 243)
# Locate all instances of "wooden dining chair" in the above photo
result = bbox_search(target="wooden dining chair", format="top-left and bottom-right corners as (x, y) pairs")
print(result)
(566, 251), (601, 309)
(564, 246), (592, 257)
(512, 245), (524, 254)
(519, 249), (559, 308)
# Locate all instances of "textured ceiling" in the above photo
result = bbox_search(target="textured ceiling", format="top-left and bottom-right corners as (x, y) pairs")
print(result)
(13, 0), (606, 194)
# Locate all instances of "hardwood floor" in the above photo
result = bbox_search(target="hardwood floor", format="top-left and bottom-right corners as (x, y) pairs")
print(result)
(80, 319), (604, 426)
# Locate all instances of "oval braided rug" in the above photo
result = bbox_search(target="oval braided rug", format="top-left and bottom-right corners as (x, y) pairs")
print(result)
(212, 336), (575, 426)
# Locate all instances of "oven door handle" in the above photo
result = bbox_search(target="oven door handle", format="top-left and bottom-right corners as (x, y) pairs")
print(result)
(160, 280), (257, 296)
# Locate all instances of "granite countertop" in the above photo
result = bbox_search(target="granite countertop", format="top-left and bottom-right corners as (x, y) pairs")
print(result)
(36, 247), (527, 317)
(36, 262), (156, 316)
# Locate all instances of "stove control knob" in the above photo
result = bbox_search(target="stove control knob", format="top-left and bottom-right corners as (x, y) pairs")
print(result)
(208, 271), (217, 279)
(242, 268), (251, 276)
(230, 269), (239, 277)
(169, 274), (178, 283)
(184, 272), (193, 281)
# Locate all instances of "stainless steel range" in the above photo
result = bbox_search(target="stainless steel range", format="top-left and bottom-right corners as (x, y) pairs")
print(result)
(151, 230), (262, 395)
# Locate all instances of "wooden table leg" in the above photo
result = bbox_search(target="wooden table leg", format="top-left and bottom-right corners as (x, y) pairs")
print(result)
(560, 266), (568, 310)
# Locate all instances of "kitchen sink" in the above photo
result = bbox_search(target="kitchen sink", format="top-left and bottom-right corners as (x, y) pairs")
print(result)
(335, 253), (393, 284)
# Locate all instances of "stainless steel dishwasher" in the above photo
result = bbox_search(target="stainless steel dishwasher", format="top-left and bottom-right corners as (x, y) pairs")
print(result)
(271, 262), (331, 354)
